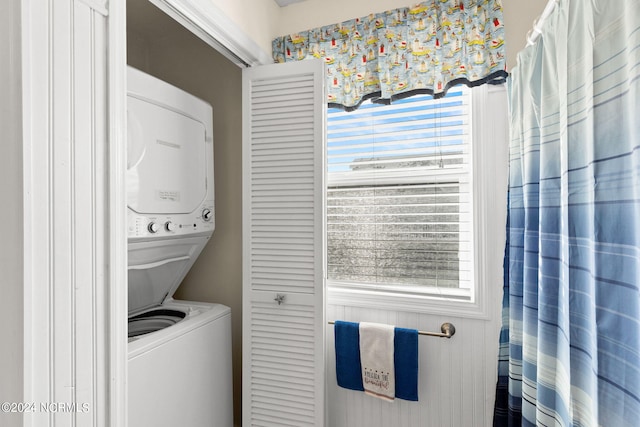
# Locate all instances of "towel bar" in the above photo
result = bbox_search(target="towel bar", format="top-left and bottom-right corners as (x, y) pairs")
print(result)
(329, 321), (456, 338)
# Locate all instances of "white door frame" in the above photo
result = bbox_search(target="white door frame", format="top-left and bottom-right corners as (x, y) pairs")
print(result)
(107, 0), (270, 424)
(21, 1), (115, 426)
(108, 1), (128, 425)
(146, 0), (272, 68)
(21, 0), (270, 425)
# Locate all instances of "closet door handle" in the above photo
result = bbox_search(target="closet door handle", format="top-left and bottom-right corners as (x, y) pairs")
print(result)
(274, 294), (286, 305)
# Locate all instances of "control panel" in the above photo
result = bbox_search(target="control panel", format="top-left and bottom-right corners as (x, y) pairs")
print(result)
(128, 202), (215, 239)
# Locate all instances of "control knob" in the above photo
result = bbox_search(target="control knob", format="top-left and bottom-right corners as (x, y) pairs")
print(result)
(202, 208), (212, 222)
(147, 222), (160, 234)
(165, 221), (176, 232)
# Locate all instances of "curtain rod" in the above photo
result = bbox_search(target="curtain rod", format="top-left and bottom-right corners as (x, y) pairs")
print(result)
(328, 321), (456, 338)
(526, 0), (559, 46)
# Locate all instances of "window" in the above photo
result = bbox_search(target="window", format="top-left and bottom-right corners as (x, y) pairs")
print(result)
(326, 84), (508, 315)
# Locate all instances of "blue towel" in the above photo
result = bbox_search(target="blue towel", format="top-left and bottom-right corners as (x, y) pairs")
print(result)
(335, 321), (419, 401)
(394, 327), (419, 401)
(334, 321), (364, 391)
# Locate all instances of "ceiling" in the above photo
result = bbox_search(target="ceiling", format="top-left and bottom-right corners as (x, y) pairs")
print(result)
(274, 0), (308, 7)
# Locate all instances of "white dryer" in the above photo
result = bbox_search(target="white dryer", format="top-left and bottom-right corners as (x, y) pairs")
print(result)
(126, 66), (232, 427)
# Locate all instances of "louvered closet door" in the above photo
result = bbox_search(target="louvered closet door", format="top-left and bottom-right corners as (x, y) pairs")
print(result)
(242, 60), (325, 427)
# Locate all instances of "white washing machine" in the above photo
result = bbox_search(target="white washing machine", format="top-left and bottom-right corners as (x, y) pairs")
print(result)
(126, 66), (232, 427)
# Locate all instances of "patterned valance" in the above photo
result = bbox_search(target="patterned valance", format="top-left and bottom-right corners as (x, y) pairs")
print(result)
(272, 0), (507, 111)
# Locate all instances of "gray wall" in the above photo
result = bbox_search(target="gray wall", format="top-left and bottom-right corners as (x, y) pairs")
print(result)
(0, 0), (24, 426)
(127, 3), (243, 424)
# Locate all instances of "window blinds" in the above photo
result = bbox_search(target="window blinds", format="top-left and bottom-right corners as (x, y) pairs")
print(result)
(326, 87), (473, 293)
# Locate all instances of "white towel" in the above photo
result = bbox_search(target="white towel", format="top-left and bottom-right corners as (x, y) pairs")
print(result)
(359, 322), (395, 401)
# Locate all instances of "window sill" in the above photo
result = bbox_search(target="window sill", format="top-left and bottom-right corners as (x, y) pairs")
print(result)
(327, 283), (493, 320)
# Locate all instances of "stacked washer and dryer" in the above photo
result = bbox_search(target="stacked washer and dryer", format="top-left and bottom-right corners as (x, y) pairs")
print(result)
(126, 66), (233, 427)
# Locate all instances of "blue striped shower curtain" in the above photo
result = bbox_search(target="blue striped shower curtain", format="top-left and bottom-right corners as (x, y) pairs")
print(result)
(494, 1), (640, 426)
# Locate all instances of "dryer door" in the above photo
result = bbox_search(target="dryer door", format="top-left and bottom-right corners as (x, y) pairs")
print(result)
(127, 96), (207, 214)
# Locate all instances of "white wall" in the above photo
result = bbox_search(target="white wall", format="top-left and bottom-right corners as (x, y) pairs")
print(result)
(326, 307), (502, 426)
(0, 0), (24, 426)
(208, 0), (281, 59)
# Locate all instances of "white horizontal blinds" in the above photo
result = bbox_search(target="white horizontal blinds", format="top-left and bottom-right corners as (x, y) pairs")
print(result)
(327, 87), (473, 292)
(243, 60), (324, 427)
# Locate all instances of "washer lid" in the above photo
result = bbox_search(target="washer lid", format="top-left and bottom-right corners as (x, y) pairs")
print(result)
(127, 96), (208, 215)
(127, 235), (209, 315)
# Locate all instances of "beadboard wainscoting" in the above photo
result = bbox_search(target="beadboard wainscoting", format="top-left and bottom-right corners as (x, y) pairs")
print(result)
(326, 303), (502, 427)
